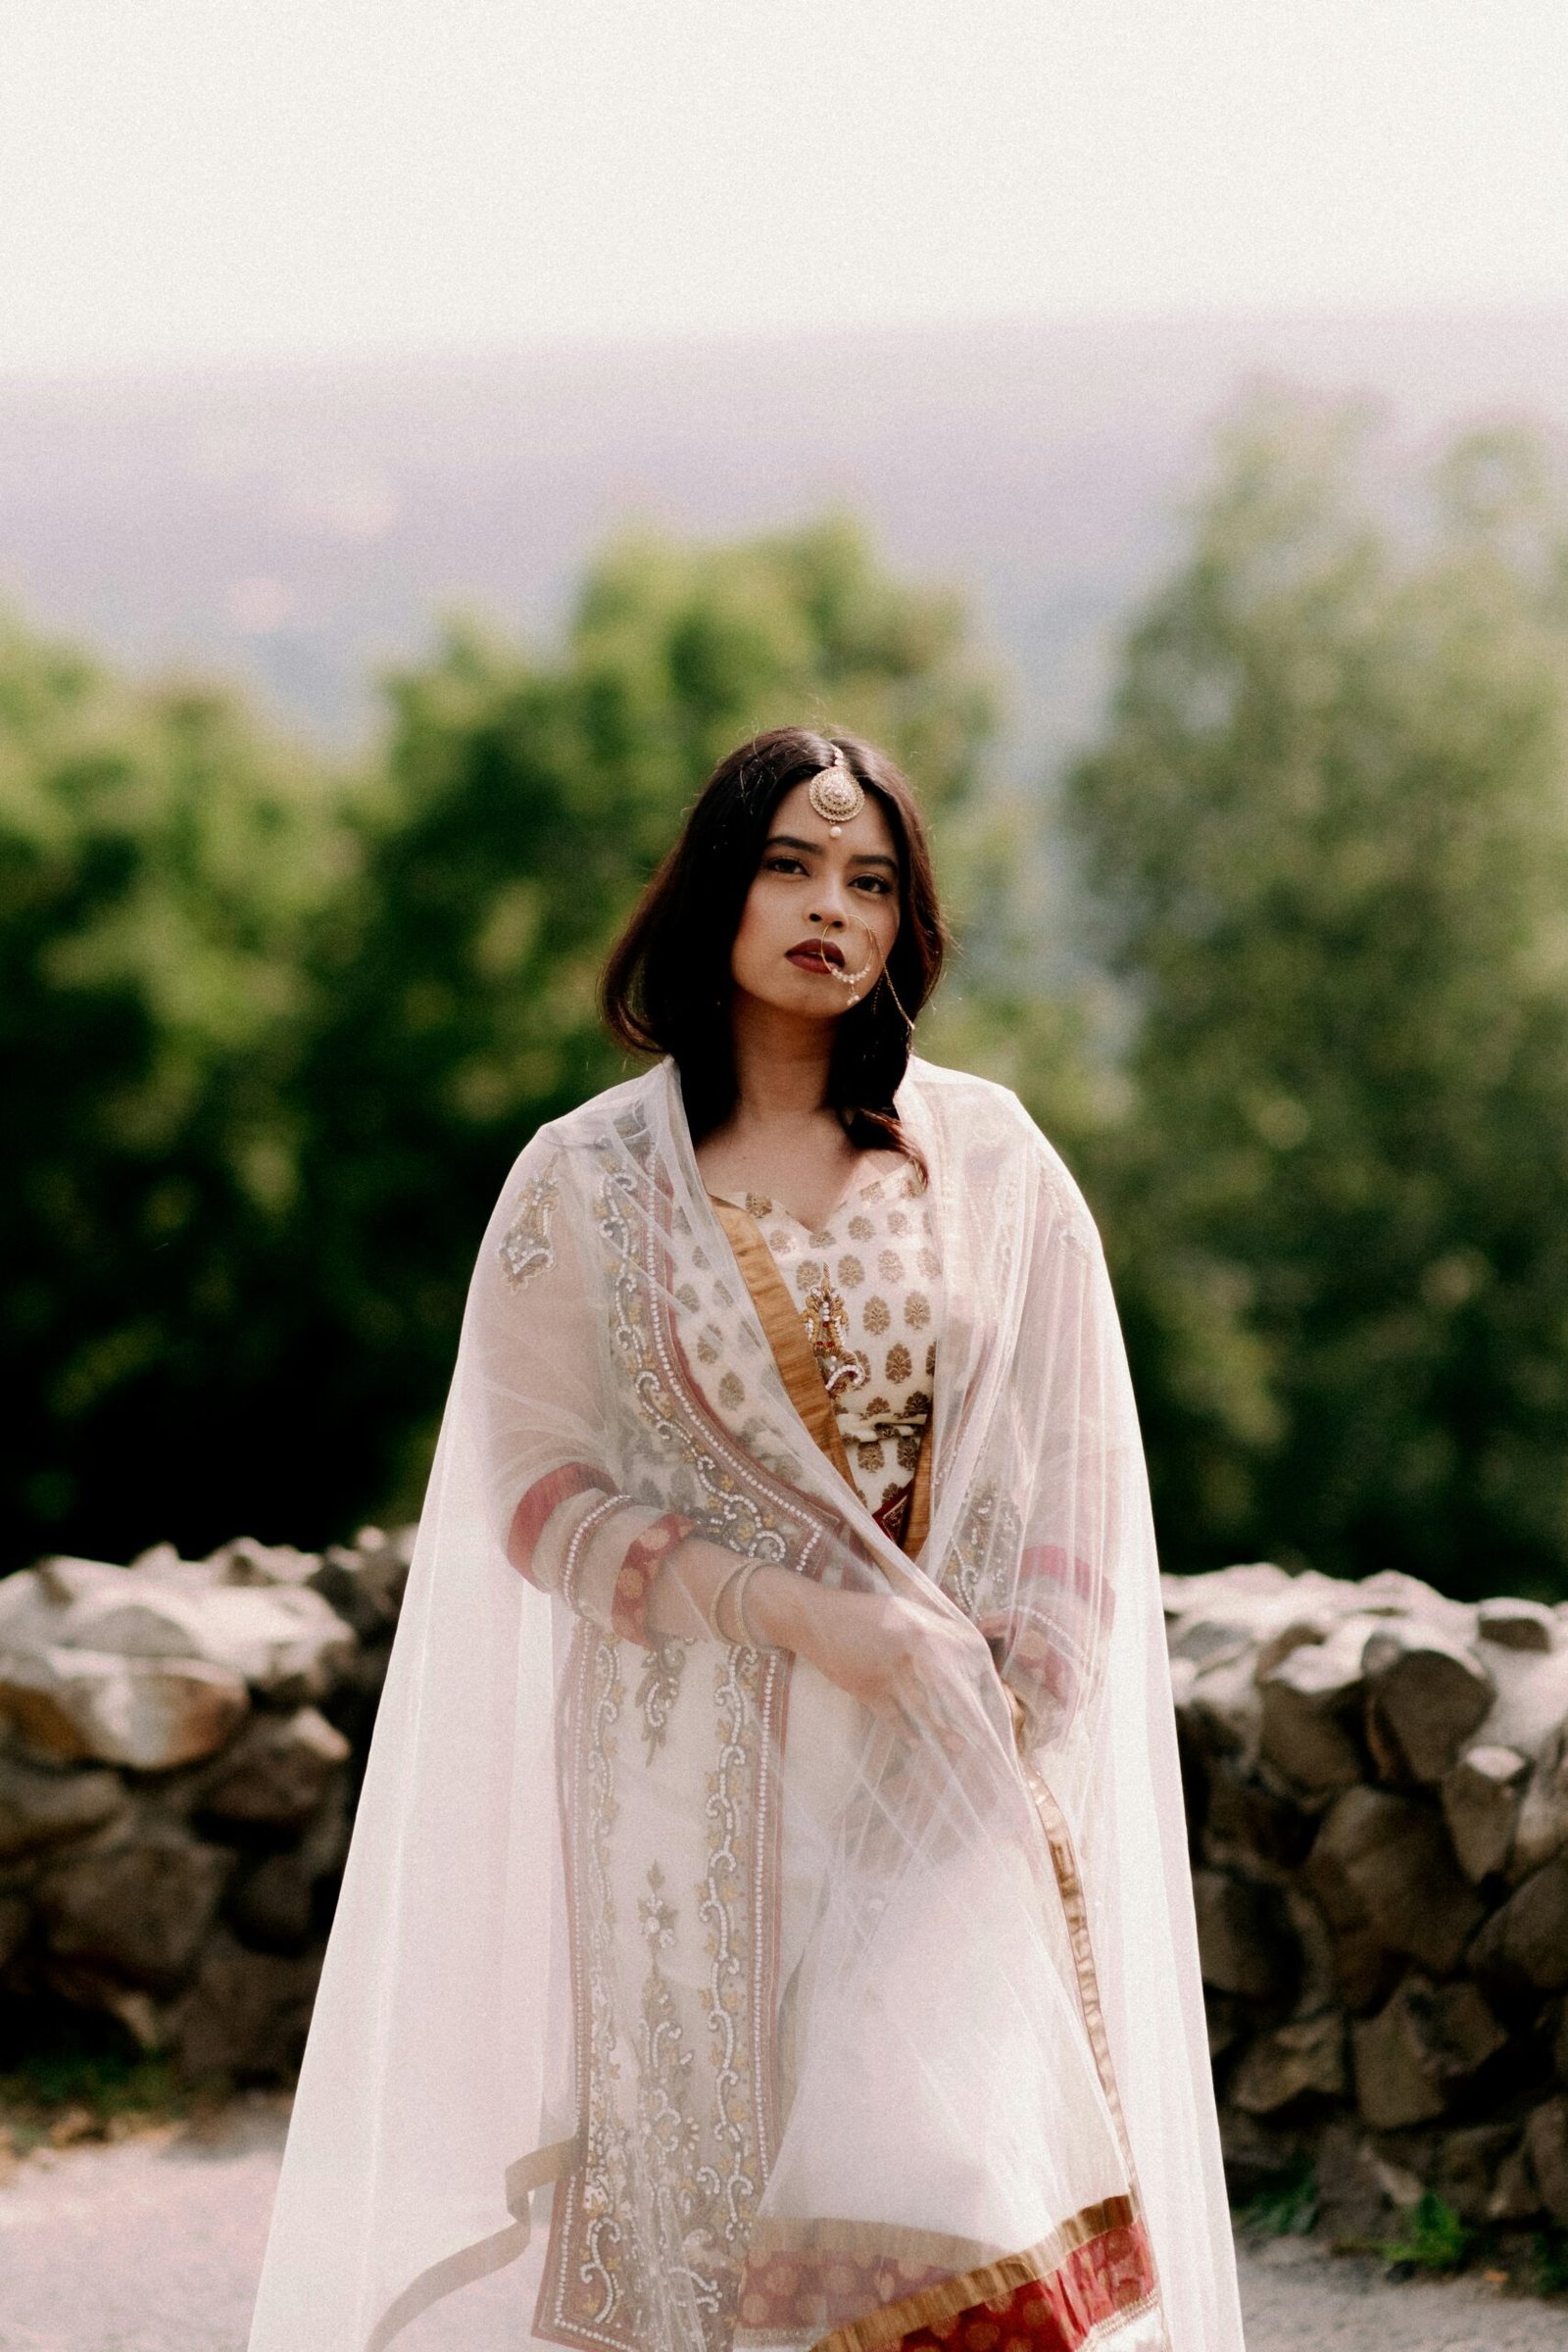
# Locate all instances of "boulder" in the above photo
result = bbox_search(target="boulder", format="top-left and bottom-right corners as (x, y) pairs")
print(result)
(0, 1647), (249, 1769)
(1257, 1619), (1371, 1792)
(1177, 1649), (1263, 1767)
(307, 1527), (415, 1641)
(1489, 2142), (1544, 2223)
(52, 1577), (354, 1703)
(35, 1823), (233, 1988)
(1200, 1757), (1317, 1879)
(172, 1929), (322, 2082)
(1468, 1854), (1568, 1991)
(1525, 2096), (1568, 2227)
(203, 1537), (323, 1588)
(195, 1705), (351, 1827)
(0, 1752), (127, 1861)
(1441, 1743), (1530, 1883)
(1477, 1597), (1556, 1653)
(1361, 1623), (1495, 1784)
(1473, 1643), (1568, 1763)
(1437, 2124), (1526, 2226)
(1509, 1727), (1568, 1880)
(1304, 1787), (1483, 1977)
(1192, 1870), (1293, 2000)
(1350, 1974), (1507, 2131)
(1161, 1563), (1294, 1622)
(1228, 2012), (1347, 2115)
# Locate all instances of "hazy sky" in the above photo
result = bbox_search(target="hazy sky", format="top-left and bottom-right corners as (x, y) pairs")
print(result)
(2, 0), (1566, 373)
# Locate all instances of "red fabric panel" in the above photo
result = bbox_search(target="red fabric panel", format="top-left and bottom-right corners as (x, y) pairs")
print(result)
(507, 1461), (606, 1585)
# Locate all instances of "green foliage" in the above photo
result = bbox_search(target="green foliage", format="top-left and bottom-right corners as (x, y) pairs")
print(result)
(1377, 2189), (1473, 2273)
(0, 615), (344, 1563)
(0, 521), (996, 1563)
(1063, 396), (1568, 1597)
(1235, 2151), (1319, 2238)
(1533, 2228), (1568, 2296)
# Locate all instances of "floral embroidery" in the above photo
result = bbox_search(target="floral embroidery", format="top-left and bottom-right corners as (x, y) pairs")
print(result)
(499, 1161), (562, 1287)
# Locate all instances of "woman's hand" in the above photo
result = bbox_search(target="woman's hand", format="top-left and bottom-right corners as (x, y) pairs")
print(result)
(752, 1572), (984, 1760)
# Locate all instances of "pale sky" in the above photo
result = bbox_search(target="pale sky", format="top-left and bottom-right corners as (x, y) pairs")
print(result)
(1, 0), (1565, 374)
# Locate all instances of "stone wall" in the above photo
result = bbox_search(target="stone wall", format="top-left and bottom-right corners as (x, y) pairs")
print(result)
(1170, 1560), (1568, 2233)
(5, 1536), (1568, 2233)
(0, 1530), (412, 2082)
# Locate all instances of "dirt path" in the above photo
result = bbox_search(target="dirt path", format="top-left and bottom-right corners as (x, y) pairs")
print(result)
(1, 2102), (1565, 2352)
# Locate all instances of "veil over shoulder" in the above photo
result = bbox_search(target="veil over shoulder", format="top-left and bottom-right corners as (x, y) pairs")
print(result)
(245, 1055), (1243, 2352)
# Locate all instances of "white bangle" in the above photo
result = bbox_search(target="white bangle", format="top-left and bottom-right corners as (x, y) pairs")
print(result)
(732, 1559), (774, 1650)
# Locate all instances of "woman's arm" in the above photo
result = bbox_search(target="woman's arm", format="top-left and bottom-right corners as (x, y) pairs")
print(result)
(651, 1533), (979, 1758)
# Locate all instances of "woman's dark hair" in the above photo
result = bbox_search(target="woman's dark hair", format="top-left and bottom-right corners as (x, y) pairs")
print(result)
(601, 726), (949, 1152)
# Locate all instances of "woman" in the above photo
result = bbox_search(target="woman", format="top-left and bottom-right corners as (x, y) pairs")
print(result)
(247, 729), (1244, 2352)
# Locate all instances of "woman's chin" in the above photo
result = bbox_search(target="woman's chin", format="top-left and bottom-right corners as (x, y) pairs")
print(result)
(733, 973), (848, 1024)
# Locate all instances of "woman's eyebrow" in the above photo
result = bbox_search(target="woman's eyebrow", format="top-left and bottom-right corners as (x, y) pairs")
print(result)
(763, 833), (898, 872)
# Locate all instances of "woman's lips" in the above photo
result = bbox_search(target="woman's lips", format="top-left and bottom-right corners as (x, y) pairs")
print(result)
(786, 940), (843, 971)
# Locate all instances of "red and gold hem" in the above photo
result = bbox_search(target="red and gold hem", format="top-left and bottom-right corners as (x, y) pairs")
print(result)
(731, 2199), (1157, 2352)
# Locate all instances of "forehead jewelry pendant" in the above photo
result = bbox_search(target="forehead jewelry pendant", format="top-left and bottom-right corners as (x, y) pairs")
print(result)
(808, 745), (865, 836)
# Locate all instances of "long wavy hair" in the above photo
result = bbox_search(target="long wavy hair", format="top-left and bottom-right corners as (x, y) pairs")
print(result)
(601, 726), (949, 1152)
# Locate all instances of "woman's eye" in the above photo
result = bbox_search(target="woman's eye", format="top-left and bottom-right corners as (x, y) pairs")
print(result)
(853, 875), (892, 895)
(762, 855), (807, 875)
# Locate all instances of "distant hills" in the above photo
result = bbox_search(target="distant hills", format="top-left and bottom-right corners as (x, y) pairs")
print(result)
(2, 308), (1565, 772)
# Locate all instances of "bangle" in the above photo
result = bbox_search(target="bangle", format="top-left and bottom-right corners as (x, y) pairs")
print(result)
(710, 1558), (750, 1645)
(733, 1560), (764, 1649)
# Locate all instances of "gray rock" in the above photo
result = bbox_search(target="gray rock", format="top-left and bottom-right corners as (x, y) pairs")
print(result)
(1441, 1742), (1530, 1882)
(1304, 1786), (1483, 1977)
(1525, 2095), (1568, 2226)
(1478, 1596), (1557, 1652)
(1200, 1757), (1317, 1880)
(1488, 2141), (1544, 2222)
(1257, 1620), (1371, 1792)
(1350, 1974), (1507, 2131)
(1437, 2123), (1525, 2225)
(35, 1823), (233, 1988)
(1161, 1562), (1294, 1622)
(195, 1705), (351, 1827)
(1361, 1623), (1495, 1784)
(1179, 1648), (1263, 1766)
(1469, 1854), (1568, 1990)
(1510, 1726), (1568, 1880)
(1193, 1870), (1293, 1999)
(52, 1577), (355, 1703)
(1473, 1642), (1568, 1763)
(0, 1646), (250, 1769)
(172, 1928), (322, 2082)
(203, 1537), (323, 1588)
(1229, 2012), (1348, 2114)
(307, 1526), (414, 1640)
(0, 1751), (127, 1861)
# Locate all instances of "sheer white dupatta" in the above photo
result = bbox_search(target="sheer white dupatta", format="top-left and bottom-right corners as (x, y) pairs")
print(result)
(245, 1056), (1242, 2352)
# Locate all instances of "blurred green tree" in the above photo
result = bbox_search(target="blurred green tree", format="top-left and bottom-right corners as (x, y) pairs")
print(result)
(0, 618), (342, 1565)
(1063, 396), (1568, 1598)
(274, 516), (998, 1532)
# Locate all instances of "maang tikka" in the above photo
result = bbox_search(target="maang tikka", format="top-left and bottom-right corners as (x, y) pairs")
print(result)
(808, 744), (865, 835)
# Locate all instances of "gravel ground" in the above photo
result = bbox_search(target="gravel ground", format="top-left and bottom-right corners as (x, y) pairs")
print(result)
(1, 2102), (1566, 2352)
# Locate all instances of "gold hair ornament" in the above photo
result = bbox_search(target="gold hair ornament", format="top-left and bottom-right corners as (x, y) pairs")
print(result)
(808, 745), (866, 835)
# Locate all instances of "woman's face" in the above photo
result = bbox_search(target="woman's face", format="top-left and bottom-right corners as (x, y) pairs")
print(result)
(729, 777), (902, 1020)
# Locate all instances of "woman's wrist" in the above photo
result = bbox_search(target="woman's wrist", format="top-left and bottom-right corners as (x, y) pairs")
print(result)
(745, 1564), (826, 1657)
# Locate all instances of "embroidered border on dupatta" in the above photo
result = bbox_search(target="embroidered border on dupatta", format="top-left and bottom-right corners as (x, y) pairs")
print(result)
(731, 2197), (1156, 2352)
(532, 1114), (870, 2352)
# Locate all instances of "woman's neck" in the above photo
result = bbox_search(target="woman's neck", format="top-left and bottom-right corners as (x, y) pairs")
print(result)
(727, 993), (835, 1131)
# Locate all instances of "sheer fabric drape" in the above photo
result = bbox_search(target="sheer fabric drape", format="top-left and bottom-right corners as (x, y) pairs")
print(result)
(245, 1056), (1243, 2352)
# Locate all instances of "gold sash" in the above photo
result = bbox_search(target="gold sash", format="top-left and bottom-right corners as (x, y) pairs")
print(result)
(708, 1195), (933, 1560)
